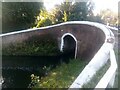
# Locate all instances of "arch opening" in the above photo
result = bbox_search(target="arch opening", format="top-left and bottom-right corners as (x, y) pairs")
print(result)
(60, 33), (77, 59)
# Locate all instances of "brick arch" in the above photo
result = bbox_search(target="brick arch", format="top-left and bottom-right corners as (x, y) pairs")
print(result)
(60, 33), (77, 59)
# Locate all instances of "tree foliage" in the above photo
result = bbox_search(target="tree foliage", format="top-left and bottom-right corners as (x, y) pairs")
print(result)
(53, 1), (94, 22)
(35, 10), (52, 28)
(2, 2), (44, 33)
(68, 1), (94, 21)
(87, 15), (104, 23)
(36, 0), (102, 28)
(99, 9), (118, 26)
(54, 2), (72, 23)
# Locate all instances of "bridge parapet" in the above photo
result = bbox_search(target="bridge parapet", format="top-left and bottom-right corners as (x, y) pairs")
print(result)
(69, 22), (117, 89)
(0, 21), (117, 88)
(1, 21), (107, 60)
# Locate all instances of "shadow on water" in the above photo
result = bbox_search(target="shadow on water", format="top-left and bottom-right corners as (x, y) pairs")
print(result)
(2, 33), (76, 88)
(2, 52), (74, 88)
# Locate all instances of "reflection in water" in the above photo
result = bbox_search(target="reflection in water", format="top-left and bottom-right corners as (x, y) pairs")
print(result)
(2, 54), (74, 88)
(2, 35), (76, 88)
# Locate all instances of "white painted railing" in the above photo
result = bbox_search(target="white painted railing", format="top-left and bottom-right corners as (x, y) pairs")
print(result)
(0, 21), (117, 89)
(106, 25), (118, 31)
(0, 76), (4, 89)
(69, 44), (117, 89)
(69, 23), (117, 89)
(69, 43), (113, 89)
(95, 49), (117, 88)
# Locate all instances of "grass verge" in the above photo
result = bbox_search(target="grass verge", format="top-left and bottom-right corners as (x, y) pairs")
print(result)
(113, 49), (119, 88)
(29, 59), (89, 88)
(82, 60), (110, 88)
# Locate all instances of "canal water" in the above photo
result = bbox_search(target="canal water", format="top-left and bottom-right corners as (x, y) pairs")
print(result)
(2, 52), (74, 88)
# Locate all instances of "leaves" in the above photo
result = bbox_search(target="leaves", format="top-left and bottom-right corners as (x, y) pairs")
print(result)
(2, 35), (60, 56)
(2, 2), (44, 33)
(35, 1), (96, 27)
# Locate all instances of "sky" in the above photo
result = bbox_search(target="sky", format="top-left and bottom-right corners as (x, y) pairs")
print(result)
(44, 0), (119, 14)
(92, 0), (119, 14)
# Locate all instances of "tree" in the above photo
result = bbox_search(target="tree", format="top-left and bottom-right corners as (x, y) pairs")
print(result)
(99, 9), (118, 26)
(2, 2), (44, 33)
(53, 2), (72, 23)
(52, 1), (94, 22)
(87, 15), (104, 23)
(35, 9), (52, 28)
(68, 1), (94, 21)
(35, 0), (104, 28)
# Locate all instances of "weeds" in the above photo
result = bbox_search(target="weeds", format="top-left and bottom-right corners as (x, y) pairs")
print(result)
(29, 59), (88, 88)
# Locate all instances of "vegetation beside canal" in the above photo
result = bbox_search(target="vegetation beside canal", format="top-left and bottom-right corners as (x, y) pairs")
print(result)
(113, 49), (119, 88)
(82, 60), (110, 88)
(82, 47), (119, 88)
(29, 59), (89, 88)
(2, 35), (60, 56)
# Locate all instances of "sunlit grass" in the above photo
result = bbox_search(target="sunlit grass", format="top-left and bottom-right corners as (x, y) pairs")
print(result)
(30, 59), (89, 88)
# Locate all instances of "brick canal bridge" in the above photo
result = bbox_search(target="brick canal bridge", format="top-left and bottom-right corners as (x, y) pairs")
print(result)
(1, 21), (108, 60)
(0, 21), (117, 88)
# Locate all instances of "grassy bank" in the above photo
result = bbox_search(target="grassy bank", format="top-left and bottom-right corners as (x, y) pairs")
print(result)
(82, 50), (118, 88)
(29, 59), (89, 88)
(113, 49), (119, 88)
(82, 60), (110, 88)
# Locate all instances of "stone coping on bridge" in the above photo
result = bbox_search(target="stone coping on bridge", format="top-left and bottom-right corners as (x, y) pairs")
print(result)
(69, 22), (116, 89)
(0, 21), (112, 40)
(1, 21), (108, 60)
